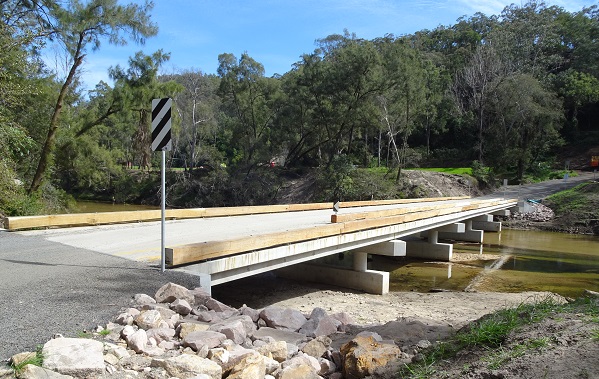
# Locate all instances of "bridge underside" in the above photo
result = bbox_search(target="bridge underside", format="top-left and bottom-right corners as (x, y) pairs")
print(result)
(174, 201), (517, 295)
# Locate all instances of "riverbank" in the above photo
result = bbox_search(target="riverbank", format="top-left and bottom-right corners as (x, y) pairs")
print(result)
(502, 180), (599, 235)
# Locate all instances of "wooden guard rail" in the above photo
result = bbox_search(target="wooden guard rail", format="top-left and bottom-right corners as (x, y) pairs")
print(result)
(4, 196), (468, 231)
(165, 198), (517, 266)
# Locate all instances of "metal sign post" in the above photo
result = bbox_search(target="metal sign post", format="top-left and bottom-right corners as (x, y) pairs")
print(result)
(151, 98), (172, 273)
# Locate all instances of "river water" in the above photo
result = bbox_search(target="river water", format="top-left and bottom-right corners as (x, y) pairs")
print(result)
(369, 229), (599, 297)
(73, 200), (157, 213)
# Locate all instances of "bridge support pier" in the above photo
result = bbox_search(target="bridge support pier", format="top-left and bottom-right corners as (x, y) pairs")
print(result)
(276, 264), (389, 295)
(353, 240), (407, 257)
(437, 220), (484, 243)
(405, 230), (453, 261)
(471, 215), (502, 232)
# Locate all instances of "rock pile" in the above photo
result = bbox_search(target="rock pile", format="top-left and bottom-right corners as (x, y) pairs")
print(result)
(508, 202), (554, 222)
(5, 282), (452, 379)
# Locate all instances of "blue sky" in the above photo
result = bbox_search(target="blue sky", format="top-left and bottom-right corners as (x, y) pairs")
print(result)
(69, 0), (594, 91)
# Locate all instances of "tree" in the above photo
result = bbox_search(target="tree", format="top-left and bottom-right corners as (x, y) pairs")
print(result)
(108, 50), (182, 170)
(29, 0), (158, 193)
(453, 44), (506, 163)
(169, 69), (220, 171)
(217, 52), (281, 169)
(486, 73), (563, 181)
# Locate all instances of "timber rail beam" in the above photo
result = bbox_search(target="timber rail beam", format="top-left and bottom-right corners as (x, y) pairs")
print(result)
(4, 196), (468, 231)
(165, 198), (517, 267)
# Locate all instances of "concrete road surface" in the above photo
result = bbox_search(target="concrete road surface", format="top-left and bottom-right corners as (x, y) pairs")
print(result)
(0, 170), (595, 361)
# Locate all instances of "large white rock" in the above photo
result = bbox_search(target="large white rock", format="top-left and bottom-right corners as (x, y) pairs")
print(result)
(134, 309), (164, 330)
(127, 329), (148, 353)
(42, 338), (105, 377)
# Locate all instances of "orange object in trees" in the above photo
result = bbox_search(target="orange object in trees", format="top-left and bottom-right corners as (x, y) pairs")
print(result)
(591, 156), (599, 167)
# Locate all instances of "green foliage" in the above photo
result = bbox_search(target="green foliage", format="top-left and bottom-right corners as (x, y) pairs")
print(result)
(544, 182), (599, 220)
(415, 167), (473, 175)
(3, 1), (599, 211)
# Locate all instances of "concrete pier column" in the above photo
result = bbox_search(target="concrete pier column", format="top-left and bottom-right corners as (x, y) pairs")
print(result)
(428, 230), (439, 244)
(437, 220), (484, 243)
(471, 214), (502, 232)
(276, 263), (389, 295)
(353, 252), (368, 272)
(406, 227), (453, 261)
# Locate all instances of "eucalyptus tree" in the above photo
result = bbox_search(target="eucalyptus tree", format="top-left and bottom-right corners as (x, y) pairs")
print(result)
(485, 73), (563, 181)
(378, 39), (427, 180)
(217, 53), (282, 170)
(286, 34), (383, 167)
(29, 0), (158, 193)
(453, 44), (506, 163)
(170, 69), (221, 171)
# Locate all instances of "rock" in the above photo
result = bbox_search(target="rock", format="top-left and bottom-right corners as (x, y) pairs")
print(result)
(114, 312), (133, 326)
(190, 287), (211, 306)
(134, 310), (164, 330)
(121, 325), (136, 339)
(127, 329), (148, 353)
(205, 297), (237, 313)
(340, 335), (401, 379)
(299, 309), (339, 337)
(183, 330), (227, 351)
(263, 355), (280, 375)
(172, 298), (193, 315)
(134, 293), (156, 305)
(254, 340), (288, 362)
(260, 307), (307, 331)
(227, 351), (266, 379)
(196, 310), (222, 323)
(252, 327), (308, 346)
(208, 348), (230, 366)
(301, 335), (331, 358)
(152, 354), (222, 379)
(18, 364), (73, 379)
(209, 315), (256, 344)
(584, 289), (599, 298)
(42, 338), (105, 377)
(10, 351), (37, 367)
(155, 282), (194, 304)
(178, 321), (211, 338)
(240, 305), (260, 322)
(331, 312), (355, 326)
(278, 354), (321, 379)
(146, 327), (176, 344)
(318, 357), (337, 376)
(104, 343), (130, 360)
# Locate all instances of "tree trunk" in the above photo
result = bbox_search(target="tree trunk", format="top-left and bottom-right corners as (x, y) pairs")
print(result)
(29, 53), (85, 193)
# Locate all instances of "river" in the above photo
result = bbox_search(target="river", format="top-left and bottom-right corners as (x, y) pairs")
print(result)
(370, 229), (599, 297)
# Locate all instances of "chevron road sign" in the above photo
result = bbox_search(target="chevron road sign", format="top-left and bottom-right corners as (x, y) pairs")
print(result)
(151, 98), (172, 151)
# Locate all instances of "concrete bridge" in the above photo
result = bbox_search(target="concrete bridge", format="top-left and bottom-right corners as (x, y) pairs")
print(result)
(5, 196), (518, 295)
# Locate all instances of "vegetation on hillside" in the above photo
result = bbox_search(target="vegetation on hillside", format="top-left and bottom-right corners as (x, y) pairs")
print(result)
(543, 181), (599, 234)
(2, 0), (599, 216)
(400, 296), (599, 379)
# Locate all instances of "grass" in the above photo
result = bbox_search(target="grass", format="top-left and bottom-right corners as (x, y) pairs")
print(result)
(412, 167), (473, 176)
(398, 296), (599, 378)
(10, 345), (43, 373)
(98, 329), (111, 336)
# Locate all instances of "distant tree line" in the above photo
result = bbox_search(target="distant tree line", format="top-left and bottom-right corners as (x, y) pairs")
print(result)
(1, 0), (598, 215)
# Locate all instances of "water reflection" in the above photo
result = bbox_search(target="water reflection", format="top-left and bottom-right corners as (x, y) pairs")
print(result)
(370, 229), (599, 297)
